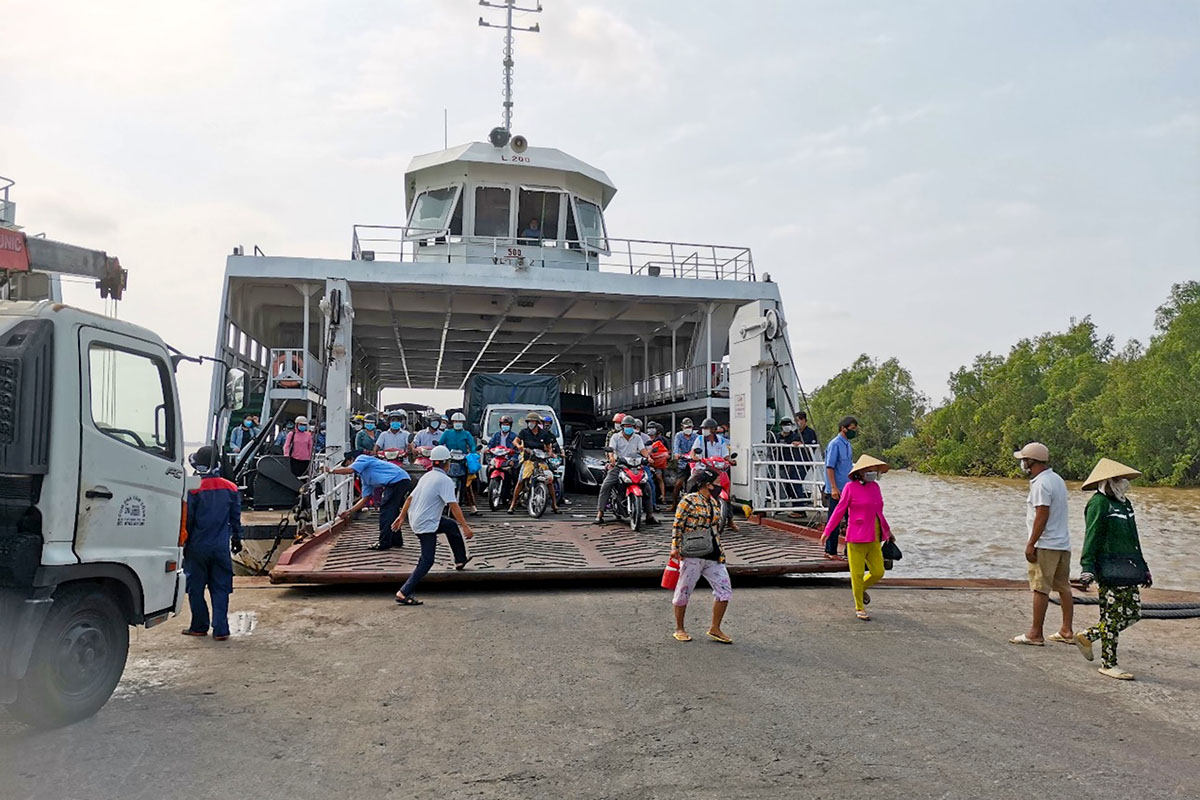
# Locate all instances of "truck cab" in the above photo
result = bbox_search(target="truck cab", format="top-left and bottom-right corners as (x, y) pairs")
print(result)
(0, 300), (241, 728)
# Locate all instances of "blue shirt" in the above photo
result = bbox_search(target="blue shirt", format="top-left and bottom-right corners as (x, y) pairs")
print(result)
(488, 430), (518, 449)
(186, 476), (242, 550)
(229, 424), (258, 451)
(350, 455), (410, 494)
(438, 428), (476, 454)
(823, 434), (853, 493)
(672, 431), (698, 456)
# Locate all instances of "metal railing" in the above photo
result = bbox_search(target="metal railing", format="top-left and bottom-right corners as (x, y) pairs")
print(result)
(269, 348), (325, 393)
(749, 443), (826, 514)
(350, 224), (755, 282)
(596, 362), (729, 414)
(0, 176), (15, 227)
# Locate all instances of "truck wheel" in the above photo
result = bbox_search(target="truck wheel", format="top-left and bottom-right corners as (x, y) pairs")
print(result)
(6, 586), (130, 729)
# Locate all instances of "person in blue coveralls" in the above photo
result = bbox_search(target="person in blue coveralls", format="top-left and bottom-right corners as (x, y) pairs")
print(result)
(328, 451), (413, 550)
(181, 445), (242, 641)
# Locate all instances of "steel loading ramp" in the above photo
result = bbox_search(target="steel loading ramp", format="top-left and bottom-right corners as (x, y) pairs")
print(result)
(270, 494), (844, 585)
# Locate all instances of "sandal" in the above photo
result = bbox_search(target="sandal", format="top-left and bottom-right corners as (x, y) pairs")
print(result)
(1098, 666), (1134, 680)
(1009, 634), (1044, 646)
(705, 631), (733, 644)
(394, 595), (424, 606)
(368, 543), (391, 551)
(862, 591), (871, 606)
(855, 610), (870, 621)
(672, 631), (692, 642)
(1047, 632), (1073, 644)
(454, 556), (474, 571)
(1075, 632), (1095, 661)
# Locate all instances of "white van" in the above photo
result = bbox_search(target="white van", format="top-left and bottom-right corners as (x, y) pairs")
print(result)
(480, 404), (565, 481)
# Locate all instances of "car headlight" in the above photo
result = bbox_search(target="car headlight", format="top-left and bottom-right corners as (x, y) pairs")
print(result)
(583, 457), (606, 469)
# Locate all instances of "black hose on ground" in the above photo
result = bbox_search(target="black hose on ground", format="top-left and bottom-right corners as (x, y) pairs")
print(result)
(1050, 595), (1200, 618)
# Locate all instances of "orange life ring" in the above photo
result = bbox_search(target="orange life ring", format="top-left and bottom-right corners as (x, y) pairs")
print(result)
(272, 352), (303, 388)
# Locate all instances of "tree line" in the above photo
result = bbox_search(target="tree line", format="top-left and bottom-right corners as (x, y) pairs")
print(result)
(805, 281), (1199, 487)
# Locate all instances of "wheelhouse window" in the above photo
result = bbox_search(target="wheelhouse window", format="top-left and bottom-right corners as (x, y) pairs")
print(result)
(407, 186), (460, 235)
(518, 188), (562, 243)
(88, 344), (176, 460)
(474, 186), (512, 238)
(573, 197), (608, 252)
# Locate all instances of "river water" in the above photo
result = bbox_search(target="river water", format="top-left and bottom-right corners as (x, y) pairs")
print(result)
(878, 470), (1200, 590)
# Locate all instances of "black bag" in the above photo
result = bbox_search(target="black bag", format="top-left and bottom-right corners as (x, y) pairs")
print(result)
(881, 538), (903, 561)
(1097, 553), (1147, 587)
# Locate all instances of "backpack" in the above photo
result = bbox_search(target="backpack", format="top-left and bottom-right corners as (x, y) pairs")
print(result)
(679, 495), (717, 558)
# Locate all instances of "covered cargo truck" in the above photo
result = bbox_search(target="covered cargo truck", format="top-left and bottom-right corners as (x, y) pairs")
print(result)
(464, 374), (560, 430)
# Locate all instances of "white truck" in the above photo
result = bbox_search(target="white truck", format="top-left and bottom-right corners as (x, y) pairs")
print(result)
(0, 299), (246, 728)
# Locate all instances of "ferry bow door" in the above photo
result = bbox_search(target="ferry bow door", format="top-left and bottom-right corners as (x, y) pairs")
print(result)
(76, 326), (185, 617)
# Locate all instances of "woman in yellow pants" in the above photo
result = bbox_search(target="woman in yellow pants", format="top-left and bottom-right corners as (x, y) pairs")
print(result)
(822, 455), (895, 620)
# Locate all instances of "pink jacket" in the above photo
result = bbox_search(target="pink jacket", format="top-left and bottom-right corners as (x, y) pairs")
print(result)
(284, 430), (314, 461)
(823, 479), (892, 544)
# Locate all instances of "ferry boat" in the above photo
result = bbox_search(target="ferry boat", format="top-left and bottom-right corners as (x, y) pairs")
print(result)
(201, 7), (834, 582)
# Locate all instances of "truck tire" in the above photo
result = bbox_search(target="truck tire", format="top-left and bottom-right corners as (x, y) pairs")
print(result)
(6, 586), (130, 729)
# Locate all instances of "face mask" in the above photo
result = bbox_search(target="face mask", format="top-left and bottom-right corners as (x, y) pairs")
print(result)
(1019, 460), (1031, 475)
(243, 419), (253, 428)
(702, 429), (714, 438)
(781, 425), (794, 433)
(623, 427), (635, 436)
(390, 422), (402, 431)
(862, 471), (879, 482)
(297, 425), (308, 432)
(500, 424), (511, 433)
(453, 422), (464, 430)
(1108, 478), (1131, 501)
(844, 428), (858, 440)
(365, 423), (376, 431)
(682, 427), (693, 435)
(352, 423), (363, 431)
(528, 422), (537, 430)
(430, 422), (440, 430)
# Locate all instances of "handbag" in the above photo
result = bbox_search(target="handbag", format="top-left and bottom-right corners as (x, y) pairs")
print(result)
(881, 538), (902, 561)
(1096, 553), (1148, 587)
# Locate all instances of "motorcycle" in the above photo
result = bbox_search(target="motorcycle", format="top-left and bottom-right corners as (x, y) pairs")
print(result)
(447, 449), (469, 503)
(380, 448), (405, 466)
(692, 455), (734, 532)
(514, 449), (554, 518)
(413, 445), (434, 472)
(609, 455), (652, 532)
(486, 445), (517, 511)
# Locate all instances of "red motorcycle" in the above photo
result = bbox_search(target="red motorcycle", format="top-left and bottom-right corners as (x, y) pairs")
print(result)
(486, 445), (517, 511)
(413, 445), (434, 472)
(611, 454), (652, 532)
(692, 455), (734, 532)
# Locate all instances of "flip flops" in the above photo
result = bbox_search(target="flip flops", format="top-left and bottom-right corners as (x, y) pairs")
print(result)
(1075, 632), (1095, 661)
(1009, 634), (1045, 646)
(672, 631), (692, 642)
(1047, 632), (1073, 644)
(1098, 666), (1134, 680)
(705, 631), (733, 644)
(855, 610), (871, 621)
(455, 556), (474, 571)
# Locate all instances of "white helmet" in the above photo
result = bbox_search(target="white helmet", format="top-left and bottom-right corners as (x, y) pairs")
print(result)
(430, 445), (452, 462)
(451, 412), (466, 423)
(294, 416), (309, 425)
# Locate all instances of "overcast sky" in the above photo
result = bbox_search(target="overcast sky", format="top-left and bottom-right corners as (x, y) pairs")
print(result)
(4, 1), (1197, 438)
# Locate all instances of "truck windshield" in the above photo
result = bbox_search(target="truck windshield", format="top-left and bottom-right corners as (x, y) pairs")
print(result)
(484, 408), (559, 438)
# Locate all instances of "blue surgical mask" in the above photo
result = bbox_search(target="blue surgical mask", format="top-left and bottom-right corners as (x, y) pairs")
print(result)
(390, 422), (402, 431)
(365, 423), (376, 431)
(243, 419), (253, 428)
(623, 426), (635, 436)
(431, 422), (440, 430)
(297, 425), (308, 432)
(501, 424), (511, 433)
(453, 422), (464, 430)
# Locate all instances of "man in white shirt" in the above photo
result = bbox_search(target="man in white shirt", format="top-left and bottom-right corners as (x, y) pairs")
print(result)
(373, 412), (411, 457)
(1010, 442), (1074, 646)
(390, 446), (474, 605)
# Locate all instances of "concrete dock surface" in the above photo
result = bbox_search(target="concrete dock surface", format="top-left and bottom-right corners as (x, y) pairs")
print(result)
(2, 579), (1198, 800)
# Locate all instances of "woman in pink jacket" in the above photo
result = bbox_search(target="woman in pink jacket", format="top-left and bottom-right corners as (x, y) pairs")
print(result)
(284, 415), (315, 477)
(822, 454), (895, 620)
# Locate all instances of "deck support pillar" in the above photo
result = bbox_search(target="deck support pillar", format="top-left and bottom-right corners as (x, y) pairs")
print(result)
(323, 279), (353, 510)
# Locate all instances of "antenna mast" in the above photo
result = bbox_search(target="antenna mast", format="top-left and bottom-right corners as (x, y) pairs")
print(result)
(479, 0), (541, 133)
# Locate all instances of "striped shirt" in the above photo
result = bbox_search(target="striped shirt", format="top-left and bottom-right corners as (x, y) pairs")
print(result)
(671, 492), (725, 563)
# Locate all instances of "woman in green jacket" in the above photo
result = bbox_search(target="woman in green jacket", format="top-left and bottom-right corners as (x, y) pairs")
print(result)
(1075, 458), (1152, 680)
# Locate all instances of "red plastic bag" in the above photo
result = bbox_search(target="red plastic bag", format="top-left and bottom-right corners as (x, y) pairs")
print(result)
(661, 554), (680, 589)
(649, 441), (670, 470)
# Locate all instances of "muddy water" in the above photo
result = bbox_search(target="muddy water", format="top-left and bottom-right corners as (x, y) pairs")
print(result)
(880, 470), (1200, 590)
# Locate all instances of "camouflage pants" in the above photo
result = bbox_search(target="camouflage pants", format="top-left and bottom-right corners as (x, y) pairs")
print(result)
(1084, 585), (1141, 669)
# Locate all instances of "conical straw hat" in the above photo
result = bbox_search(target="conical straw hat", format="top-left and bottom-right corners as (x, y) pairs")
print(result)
(848, 454), (889, 477)
(1081, 458), (1141, 491)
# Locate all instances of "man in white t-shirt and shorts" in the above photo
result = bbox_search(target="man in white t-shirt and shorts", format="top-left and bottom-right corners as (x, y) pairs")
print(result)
(390, 446), (474, 606)
(1010, 442), (1075, 646)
